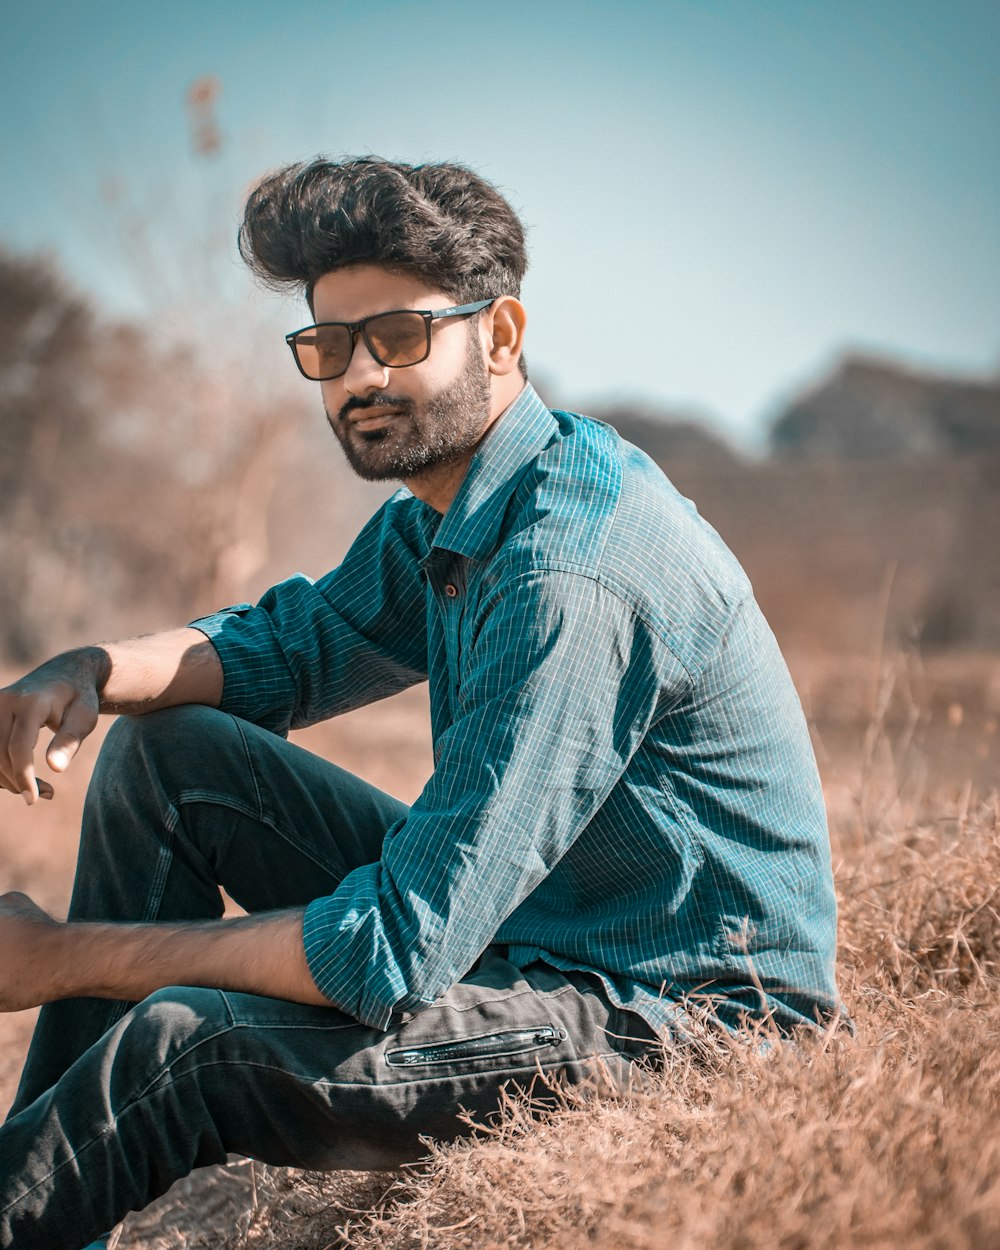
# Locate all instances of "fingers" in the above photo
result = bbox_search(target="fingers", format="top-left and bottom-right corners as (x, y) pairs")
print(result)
(0, 685), (98, 804)
(2, 703), (44, 802)
(46, 697), (99, 773)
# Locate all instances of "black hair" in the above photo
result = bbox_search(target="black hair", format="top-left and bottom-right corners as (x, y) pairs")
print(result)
(239, 156), (529, 379)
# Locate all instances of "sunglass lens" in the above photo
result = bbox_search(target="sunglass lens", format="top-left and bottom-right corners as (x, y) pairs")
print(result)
(365, 312), (429, 367)
(294, 325), (353, 379)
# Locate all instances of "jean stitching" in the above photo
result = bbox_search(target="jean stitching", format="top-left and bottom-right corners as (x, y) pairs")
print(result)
(169, 784), (342, 882)
(228, 715), (395, 877)
(296, 1052), (627, 1087)
(254, 813), (348, 876)
(138, 802), (179, 925)
(218, 995), (359, 1033)
(172, 790), (262, 821)
(112, 1053), (614, 1089)
(170, 789), (348, 881)
(231, 715), (265, 820)
(414, 984), (577, 1020)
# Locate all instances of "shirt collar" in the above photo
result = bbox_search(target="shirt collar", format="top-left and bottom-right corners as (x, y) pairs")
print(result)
(430, 383), (558, 561)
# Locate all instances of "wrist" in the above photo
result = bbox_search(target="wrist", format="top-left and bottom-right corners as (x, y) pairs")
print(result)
(34, 646), (111, 698)
(37, 917), (76, 1000)
(63, 646), (112, 695)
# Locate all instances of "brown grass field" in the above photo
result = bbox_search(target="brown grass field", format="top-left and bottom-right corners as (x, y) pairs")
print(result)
(1, 650), (998, 1249)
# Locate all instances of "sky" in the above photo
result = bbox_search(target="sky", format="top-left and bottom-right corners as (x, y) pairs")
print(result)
(2, 0), (998, 447)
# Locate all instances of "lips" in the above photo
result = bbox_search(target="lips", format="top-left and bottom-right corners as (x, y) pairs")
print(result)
(348, 407), (401, 427)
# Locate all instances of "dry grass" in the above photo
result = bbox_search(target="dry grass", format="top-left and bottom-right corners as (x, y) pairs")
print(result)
(201, 787), (1000, 1250)
(3, 660), (999, 1249)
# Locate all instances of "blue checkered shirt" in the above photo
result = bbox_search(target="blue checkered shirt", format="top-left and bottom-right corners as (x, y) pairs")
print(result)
(193, 384), (841, 1036)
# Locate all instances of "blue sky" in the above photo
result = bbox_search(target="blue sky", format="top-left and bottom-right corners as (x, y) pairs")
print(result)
(2, 0), (998, 445)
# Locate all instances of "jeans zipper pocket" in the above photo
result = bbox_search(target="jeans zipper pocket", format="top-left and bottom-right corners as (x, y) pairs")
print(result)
(385, 1025), (567, 1068)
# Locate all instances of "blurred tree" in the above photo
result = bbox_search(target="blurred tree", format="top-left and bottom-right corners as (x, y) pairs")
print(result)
(0, 83), (365, 669)
(0, 249), (108, 659)
(0, 248), (300, 664)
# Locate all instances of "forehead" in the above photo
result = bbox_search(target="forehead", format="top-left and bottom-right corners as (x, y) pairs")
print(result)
(311, 265), (451, 322)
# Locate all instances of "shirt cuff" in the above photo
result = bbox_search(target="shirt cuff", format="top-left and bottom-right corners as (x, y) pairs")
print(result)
(189, 603), (296, 734)
(302, 860), (421, 1032)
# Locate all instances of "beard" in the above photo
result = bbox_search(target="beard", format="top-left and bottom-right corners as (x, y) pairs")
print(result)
(325, 332), (493, 482)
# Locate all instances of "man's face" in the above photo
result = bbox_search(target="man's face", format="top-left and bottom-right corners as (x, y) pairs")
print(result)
(312, 265), (493, 483)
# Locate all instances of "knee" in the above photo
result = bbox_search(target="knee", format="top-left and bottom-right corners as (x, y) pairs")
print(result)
(139, 984), (232, 1044)
(97, 705), (230, 769)
(108, 987), (233, 1103)
(90, 705), (238, 799)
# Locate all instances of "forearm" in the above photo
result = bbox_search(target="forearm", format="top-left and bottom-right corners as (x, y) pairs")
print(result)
(25, 628), (222, 716)
(95, 627), (223, 713)
(20, 906), (328, 1010)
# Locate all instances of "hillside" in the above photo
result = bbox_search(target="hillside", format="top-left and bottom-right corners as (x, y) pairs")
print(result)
(581, 358), (1000, 656)
(771, 353), (1000, 459)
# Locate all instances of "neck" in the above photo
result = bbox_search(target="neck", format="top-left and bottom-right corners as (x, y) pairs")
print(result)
(405, 450), (480, 514)
(405, 375), (524, 514)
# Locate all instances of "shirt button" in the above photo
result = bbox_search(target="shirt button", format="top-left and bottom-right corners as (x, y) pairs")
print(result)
(444, 583), (459, 598)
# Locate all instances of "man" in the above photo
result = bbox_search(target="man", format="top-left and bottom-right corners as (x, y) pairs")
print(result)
(0, 157), (841, 1250)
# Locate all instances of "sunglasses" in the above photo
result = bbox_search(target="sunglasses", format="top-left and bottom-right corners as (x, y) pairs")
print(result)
(285, 299), (495, 381)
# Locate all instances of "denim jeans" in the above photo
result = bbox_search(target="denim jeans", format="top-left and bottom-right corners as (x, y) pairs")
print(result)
(0, 706), (659, 1250)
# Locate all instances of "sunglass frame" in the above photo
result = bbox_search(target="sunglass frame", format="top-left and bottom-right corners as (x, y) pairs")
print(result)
(285, 299), (495, 381)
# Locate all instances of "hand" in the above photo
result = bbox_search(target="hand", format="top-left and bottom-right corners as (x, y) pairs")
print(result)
(0, 650), (105, 804)
(0, 891), (60, 1012)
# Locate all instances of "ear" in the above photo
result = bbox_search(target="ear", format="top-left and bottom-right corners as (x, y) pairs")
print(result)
(482, 296), (527, 377)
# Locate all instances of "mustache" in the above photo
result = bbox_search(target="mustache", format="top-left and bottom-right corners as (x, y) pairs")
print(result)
(336, 394), (414, 424)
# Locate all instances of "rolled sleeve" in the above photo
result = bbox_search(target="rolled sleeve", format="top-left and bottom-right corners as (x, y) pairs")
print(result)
(191, 596), (300, 734)
(302, 854), (419, 1031)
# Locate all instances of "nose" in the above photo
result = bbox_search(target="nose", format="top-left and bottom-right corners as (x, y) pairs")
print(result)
(339, 331), (390, 397)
